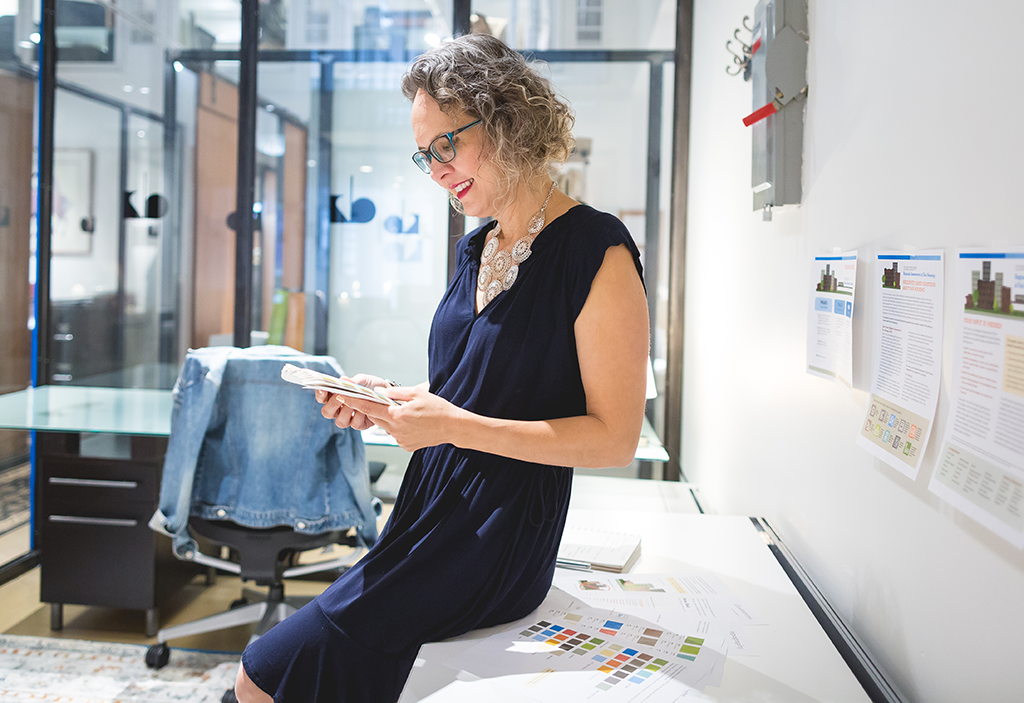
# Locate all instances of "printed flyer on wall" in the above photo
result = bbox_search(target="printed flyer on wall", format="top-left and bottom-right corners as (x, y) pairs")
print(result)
(928, 249), (1024, 547)
(806, 252), (857, 387)
(855, 251), (944, 479)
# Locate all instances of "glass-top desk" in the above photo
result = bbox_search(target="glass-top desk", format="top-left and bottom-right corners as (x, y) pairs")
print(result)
(0, 386), (174, 436)
(0, 386), (189, 637)
(0, 385), (670, 462)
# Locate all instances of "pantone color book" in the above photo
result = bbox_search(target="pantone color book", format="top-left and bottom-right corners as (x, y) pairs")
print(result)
(558, 526), (642, 573)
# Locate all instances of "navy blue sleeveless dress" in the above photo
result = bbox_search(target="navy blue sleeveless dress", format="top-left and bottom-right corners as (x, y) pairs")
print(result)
(241, 204), (644, 701)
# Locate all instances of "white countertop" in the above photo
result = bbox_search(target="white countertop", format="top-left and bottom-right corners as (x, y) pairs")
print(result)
(399, 510), (871, 703)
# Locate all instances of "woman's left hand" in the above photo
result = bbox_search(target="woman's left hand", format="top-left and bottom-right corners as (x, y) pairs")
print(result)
(338, 383), (462, 452)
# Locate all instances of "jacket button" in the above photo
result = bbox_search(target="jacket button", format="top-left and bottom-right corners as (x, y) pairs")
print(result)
(216, 509), (227, 517)
(296, 521), (307, 529)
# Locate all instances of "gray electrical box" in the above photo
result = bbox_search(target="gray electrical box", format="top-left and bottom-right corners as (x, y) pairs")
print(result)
(750, 0), (808, 214)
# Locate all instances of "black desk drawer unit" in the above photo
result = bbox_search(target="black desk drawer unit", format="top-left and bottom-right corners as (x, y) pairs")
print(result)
(35, 432), (201, 636)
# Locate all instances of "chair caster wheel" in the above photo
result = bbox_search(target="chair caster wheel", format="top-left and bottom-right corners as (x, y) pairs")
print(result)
(145, 642), (170, 669)
(230, 598), (249, 610)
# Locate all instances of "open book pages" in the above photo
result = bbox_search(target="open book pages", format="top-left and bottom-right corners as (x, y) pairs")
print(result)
(557, 526), (642, 573)
(280, 363), (401, 406)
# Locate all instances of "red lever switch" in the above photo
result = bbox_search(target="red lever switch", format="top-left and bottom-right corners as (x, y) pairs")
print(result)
(742, 99), (781, 127)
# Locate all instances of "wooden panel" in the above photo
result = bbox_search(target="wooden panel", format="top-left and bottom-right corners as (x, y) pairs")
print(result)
(284, 291), (305, 350)
(199, 72), (239, 122)
(282, 121), (307, 291)
(193, 94), (238, 348)
(0, 71), (35, 461)
(260, 170), (278, 331)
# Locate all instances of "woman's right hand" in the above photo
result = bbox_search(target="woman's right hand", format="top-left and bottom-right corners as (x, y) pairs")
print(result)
(315, 374), (389, 431)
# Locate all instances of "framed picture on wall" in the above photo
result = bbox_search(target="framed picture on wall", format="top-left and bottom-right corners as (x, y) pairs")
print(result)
(52, 148), (95, 255)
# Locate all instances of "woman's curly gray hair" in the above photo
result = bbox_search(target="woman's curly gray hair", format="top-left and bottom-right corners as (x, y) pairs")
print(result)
(401, 33), (575, 211)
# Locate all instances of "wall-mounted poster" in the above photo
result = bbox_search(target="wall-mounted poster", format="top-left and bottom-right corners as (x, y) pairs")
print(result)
(855, 251), (944, 480)
(52, 148), (94, 255)
(806, 251), (857, 387)
(929, 249), (1024, 546)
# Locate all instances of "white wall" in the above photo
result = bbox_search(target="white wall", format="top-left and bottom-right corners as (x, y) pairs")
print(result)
(683, 1), (1024, 701)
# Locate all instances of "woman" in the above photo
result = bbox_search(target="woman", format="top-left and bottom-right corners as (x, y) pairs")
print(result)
(235, 33), (649, 702)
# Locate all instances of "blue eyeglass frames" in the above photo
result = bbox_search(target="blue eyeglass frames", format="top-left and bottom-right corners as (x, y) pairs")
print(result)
(411, 119), (481, 174)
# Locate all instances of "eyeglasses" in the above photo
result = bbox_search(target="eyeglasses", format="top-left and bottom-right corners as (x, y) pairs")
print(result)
(411, 119), (481, 174)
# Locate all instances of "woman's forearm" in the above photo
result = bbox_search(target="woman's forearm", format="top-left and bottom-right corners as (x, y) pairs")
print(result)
(445, 406), (642, 469)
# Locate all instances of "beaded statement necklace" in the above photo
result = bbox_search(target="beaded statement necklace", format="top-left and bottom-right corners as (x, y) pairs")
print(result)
(477, 181), (556, 307)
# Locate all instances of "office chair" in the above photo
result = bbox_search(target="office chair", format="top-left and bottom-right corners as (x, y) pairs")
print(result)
(146, 346), (380, 672)
(144, 517), (373, 669)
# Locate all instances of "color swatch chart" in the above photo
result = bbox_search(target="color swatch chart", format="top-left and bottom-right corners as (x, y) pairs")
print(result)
(445, 589), (723, 703)
(517, 617), (708, 694)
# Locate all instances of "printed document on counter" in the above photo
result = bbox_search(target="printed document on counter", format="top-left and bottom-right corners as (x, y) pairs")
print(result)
(443, 576), (759, 703)
(855, 251), (944, 479)
(806, 252), (858, 387)
(929, 249), (1024, 547)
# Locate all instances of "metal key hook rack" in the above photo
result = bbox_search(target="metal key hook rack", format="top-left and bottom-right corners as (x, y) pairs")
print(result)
(725, 17), (755, 80)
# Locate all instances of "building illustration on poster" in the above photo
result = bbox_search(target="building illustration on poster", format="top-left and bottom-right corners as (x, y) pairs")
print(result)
(964, 260), (1021, 317)
(882, 261), (901, 289)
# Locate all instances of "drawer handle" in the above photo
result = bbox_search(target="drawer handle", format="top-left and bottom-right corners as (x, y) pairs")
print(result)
(48, 515), (138, 528)
(49, 477), (139, 489)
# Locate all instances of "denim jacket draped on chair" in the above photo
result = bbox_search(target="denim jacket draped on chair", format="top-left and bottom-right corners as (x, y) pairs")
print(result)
(149, 345), (379, 559)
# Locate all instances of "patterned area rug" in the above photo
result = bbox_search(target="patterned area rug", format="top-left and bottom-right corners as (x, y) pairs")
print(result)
(0, 635), (239, 702)
(0, 465), (30, 538)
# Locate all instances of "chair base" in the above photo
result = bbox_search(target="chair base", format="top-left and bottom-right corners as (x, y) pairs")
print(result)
(156, 586), (314, 645)
(146, 515), (371, 670)
(146, 584), (315, 669)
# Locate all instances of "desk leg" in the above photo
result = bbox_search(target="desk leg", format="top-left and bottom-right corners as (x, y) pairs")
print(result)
(50, 603), (63, 630)
(145, 608), (159, 638)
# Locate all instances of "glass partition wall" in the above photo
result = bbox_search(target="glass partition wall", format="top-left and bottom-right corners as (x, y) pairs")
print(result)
(1, 0), (679, 585)
(34, 0), (185, 390)
(169, 1), (678, 452)
(23, 0), (678, 478)
(0, 0), (35, 573)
